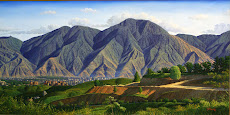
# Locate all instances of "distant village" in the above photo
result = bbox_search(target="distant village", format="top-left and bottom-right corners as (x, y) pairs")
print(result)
(0, 77), (114, 86)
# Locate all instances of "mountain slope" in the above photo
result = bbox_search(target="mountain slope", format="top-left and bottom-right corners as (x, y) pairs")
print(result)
(205, 31), (230, 58)
(0, 19), (217, 78)
(20, 26), (71, 65)
(79, 19), (213, 77)
(0, 37), (36, 77)
(34, 58), (74, 77)
(176, 34), (206, 52)
(21, 26), (100, 77)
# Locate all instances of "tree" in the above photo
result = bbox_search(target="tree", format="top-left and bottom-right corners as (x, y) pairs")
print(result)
(213, 56), (220, 73)
(104, 96), (126, 115)
(146, 68), (154, 75)
(133, 72), (141, 82)
(177, 64), (186, 73)
(193, 63), (203, 73)
(113, 86), (117, 93)
(219, 57), (225, 72)
(139, 87), (142, 93)
(170, 66), (181, 80)
(185, 62), (193, 73)
(223, 56), (230, 71)
(161, 67), (170, 73)
(94, 80), (100, 86)
(201, 62), (212, 73)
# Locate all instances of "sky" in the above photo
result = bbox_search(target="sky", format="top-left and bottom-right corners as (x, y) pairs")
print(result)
(0, 1), (230, 41)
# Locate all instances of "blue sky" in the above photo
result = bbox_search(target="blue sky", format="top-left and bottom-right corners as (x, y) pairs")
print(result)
(0, 1), (229, 41)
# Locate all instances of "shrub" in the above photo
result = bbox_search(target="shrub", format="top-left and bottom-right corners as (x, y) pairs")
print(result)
(177, 64), (186, 73)
(173, 99), (177, 103)
(170, 66), (181, 80)
(139, 87), (142, 93)
(113, 86), (117, 93)
(146, 68), (155, 75)
(161, 67), (170, 73)
(133, 72), (141, 82)
(94, 80), (100, 86)
(182, 99), (193, 104)
(185, 62), (193, 73)
(163, 98), (169, 102)
(58, 101), (64, 106)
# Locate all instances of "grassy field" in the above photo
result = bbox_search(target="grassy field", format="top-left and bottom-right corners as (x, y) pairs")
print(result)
(143, 73), (170, 78)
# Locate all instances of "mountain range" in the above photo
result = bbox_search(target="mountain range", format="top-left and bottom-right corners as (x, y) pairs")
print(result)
(0, 18), (229, 78)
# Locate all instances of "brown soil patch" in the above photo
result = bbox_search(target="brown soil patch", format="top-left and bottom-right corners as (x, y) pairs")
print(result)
(52, 85), (226, 105)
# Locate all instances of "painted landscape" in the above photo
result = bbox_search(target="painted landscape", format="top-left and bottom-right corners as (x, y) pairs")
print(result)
(0, 1), (229, 115)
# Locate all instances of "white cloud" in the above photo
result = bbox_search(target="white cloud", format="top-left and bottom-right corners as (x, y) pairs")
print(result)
(0, 27), (15, 32)
(189, 14), (209, 20)
(92, 12), (160, 28)
(40, 10), (56, 15)
(80, 8), (97, 13)
(227, 9), (230, 15)
(92, 12), (185, 34)
(10, 24), (60, 34)
(159, 22), (187, 34)
(203, 23), (230, 34)
(68, 17), (90, 26)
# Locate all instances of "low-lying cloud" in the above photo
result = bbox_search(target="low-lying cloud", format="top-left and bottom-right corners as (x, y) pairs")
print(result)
(203, 23), (230, 34)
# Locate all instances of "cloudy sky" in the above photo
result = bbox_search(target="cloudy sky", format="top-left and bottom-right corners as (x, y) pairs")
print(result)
(0, 1), (229, 41)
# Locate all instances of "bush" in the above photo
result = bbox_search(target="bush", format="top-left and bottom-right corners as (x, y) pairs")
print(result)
(177, 64), (186, 73)
(185, 62), (193, 73)
(146, 68), (155, 75)
(163, 98), (169, 102)
(170, 66), (181, 80)
(173, 99), (177, 103)
(94, 80), (100, 86)
(182, 99), (193, 104)
(139, 87), (142, 93)
(133, 72), (141, 82)
(113, 86), (117, 93)
(161, 67), (170, 73)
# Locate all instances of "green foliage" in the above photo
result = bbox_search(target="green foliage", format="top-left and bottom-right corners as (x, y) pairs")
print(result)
(182, 99), (193, 104)
(213, 56), (230, 73)
(68, 91), (79, 97)
(193, 63), (203, 73)
(185, 62), (193, 73)
(94, 80), (100, 86)
(173, 99), (177, 103)
(170, 66), (181, 80)
(157, 70), (162, 73)
(139, 87), (142, 93)
(0, 96), (56, 114)
(104, 96), (126, 114)
(143, 73), (170, 78)
(115, 78), (133, 85)
(146, 68), (155, 75)
(133, 72), (141, 82)
(161, 67), (170, 73)
(163, 98), (169, 102)
(113, 86), (117, 93)
(205, 70), (229, 89)
(177, 64), (186, 73)
(201, 61), (212, 73)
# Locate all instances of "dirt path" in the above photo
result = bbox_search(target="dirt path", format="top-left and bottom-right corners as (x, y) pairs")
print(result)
(122, 78), (228, 91)
(154, 78), (228, 91)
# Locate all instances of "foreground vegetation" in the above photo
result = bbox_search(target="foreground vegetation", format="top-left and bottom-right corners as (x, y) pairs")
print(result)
(0, 95), (228, 115)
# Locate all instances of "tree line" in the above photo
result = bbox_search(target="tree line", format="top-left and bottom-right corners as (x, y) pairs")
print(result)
(154, 56), (229, 74)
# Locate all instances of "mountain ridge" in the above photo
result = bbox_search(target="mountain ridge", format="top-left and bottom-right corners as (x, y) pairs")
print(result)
(1, 18), (228, 78)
